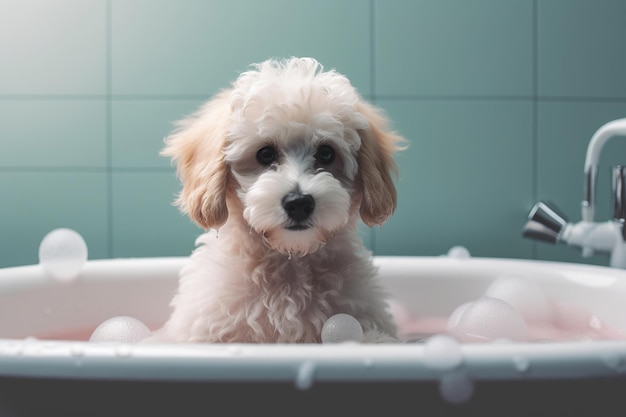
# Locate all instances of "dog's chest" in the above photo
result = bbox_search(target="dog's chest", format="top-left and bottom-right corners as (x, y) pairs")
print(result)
(237, 256), (350, 342)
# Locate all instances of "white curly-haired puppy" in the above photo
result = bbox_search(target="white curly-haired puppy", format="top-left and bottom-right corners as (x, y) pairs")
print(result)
(152, 57), (405, 343)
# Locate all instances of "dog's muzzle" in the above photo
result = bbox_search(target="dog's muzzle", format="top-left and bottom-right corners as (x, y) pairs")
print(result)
(282, 192), (315, 230)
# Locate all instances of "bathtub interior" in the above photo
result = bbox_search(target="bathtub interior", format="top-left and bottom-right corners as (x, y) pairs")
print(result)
(1, 254), (626, 417)
(0, 254), (625, 342)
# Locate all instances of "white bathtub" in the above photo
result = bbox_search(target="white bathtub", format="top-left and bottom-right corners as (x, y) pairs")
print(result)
(0, 256), (625, 416)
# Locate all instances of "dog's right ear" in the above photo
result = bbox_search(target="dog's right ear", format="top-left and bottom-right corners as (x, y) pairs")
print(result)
(161, 90), (232, 230)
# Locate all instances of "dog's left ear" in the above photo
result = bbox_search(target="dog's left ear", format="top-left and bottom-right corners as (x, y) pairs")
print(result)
(356, 101), (407, 227)
(161, 90), (232, 230)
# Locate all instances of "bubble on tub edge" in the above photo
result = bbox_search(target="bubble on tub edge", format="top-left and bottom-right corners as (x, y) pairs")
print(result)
(228, 345), (244, 356)
(115, 344), (133, 358)
(295, 360), (316, 391)
(439, 370), (474, 404)
(38, 228), (88, 283)
(423, 334), (463, 371)
(2, 342), (22, 356)
(71, 343), (85, 358)
(446, 246), (471, 259)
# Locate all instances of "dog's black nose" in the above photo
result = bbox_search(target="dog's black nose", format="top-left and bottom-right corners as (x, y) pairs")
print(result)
(282, 192), (315, 223)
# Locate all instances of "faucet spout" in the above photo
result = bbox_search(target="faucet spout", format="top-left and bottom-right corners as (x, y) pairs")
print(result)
(523, 119), (626, 268)
(582, 118), (626, 222)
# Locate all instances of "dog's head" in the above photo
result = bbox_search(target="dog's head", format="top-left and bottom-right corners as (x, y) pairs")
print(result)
(162, 57), (405, 256)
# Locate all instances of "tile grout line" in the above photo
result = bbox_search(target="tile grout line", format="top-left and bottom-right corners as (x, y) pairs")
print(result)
(369, 0), (377, 254)
(531, 0), (539, 260)
(1, 94), (625, 102)
(106, 0), (114, 259)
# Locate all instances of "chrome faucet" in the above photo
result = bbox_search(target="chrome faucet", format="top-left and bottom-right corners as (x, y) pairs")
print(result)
(523, 118), (626, 268)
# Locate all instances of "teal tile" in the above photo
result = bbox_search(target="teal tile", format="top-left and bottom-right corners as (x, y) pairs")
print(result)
(538, 0), (626, 98)
(0, 100), (107, 168)
(111, 100), (204, 168)
(0, 0), (106, 95)
(0, 172), (109, 268)
(375, 0), (533, 97)
(111, 172), (202, 258)
(374, 99), (534, 258)
(111, 0), (371, 96)
(536, 101), (626, 266)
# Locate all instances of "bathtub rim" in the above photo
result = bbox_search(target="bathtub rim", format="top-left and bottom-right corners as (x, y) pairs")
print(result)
(0, 256), (626, 382)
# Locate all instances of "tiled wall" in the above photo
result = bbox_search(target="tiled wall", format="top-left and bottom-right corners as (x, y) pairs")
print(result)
(1, 0), (625, 268)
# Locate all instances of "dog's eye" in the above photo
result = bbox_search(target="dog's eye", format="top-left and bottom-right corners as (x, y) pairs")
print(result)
(256, 146), (278, 165)
(315, 145), (335, 165)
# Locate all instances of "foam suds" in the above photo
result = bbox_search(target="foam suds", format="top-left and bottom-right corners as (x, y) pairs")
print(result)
(392, 272), (626, 344)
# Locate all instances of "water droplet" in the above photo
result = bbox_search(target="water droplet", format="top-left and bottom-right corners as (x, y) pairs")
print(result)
(115, 344), (133, 358)
(295, 361), (316, 390)
(513, 356), (530, 373)
(602, 353), (626, 373)
(439, 371), (474, 404)
(423, 334), (463, 370)
(71, 344), (85, 358)
(229, 345), (243, 356)
(3, 342), (22, 356)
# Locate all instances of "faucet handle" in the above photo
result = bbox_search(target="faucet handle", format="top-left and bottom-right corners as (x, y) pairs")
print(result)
(522, 201), (569, 244)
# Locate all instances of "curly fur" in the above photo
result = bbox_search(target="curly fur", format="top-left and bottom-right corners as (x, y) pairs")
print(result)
(150, 57), (406, 343)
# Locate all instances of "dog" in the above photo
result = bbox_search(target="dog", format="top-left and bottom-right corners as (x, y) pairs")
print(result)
(150, 57), (405, 343)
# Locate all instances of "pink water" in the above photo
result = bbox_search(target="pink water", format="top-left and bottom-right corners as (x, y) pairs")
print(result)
(392, 300), (626, 343)
(37, 303), (625, 344)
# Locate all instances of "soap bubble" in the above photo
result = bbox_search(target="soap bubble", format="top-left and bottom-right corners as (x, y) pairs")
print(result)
(485, 274), (552, 323)
(38, 228), (88, 282)
(321, 313), (363, 343)
(446, 302), (473, 333)
(448, 296), (528, 343)
(89, 316), (152, 343)
(439, 371), (474, 404)
(447, 246), (470, 259)
(423, 334), (463, 370)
